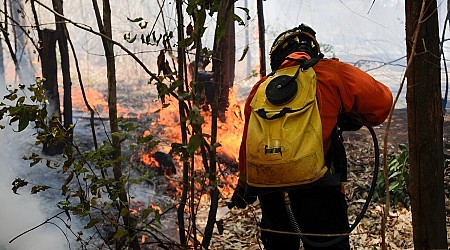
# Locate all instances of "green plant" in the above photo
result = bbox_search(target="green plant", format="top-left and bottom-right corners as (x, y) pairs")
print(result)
(374, 144), (410, 208)
(3, 79), (166, 249)
(2, 0), (252, 247)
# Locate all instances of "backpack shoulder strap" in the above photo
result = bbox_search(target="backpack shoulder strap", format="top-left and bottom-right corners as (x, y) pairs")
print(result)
(284, 57), (320, 70)
(268, 57), (320, 75)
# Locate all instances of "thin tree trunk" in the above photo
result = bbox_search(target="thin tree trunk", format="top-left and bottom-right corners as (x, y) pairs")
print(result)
(41, 28), (64, 155)
(9, 0), (32, 82)
(92, 0), (140, 249)
(52, 0), (73, 140)
(175, 0), (189, 245)
(256, 0), (266, 77)
(405, 0), (447, 249)
(202, 1), (235, 248)
(217, 1), (235, 122)
(440, 0), (450, 113)
(0, 26), (19, 73)
(0, 35), (5, 86)
(63, 16), (98, 149)
(244, 0), (251, 77)
(0, 1), (21, 81)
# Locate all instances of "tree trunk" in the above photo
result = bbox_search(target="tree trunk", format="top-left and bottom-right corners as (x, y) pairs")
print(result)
(9, 0), (33, 82)
(217, 1), (235, 122)
(256, 0), (266, 77)
(175, 0), (189, 245)
(405, 0), (447, 249)
(244, 0), (252, 77)
(0, 35), (5, 87)
(1, 1), (22, 82)
(40, 29), (60, 122)
(92, 0), (140, 249)
(41, 28), (64, 156)
(201, 1), (235, 248)
(52, 0), (73, 140)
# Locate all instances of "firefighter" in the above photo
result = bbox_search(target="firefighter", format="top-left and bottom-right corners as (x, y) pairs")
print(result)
(230, 24), (393, 250)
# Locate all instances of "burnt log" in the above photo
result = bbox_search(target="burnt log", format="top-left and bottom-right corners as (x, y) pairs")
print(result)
(153, 151), (176, 175)
(198, 71), (215, 111)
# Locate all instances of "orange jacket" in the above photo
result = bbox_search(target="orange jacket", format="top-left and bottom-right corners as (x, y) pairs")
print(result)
(238, 52), (393, 183)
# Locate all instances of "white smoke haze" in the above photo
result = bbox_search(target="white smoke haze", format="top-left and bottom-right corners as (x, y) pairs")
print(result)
(0, 125), (71, 250)
(0, 54), (74, 249)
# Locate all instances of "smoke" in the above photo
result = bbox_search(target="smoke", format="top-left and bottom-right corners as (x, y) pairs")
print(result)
(0, 124), (72, 250)
(0, 77), (72, 249)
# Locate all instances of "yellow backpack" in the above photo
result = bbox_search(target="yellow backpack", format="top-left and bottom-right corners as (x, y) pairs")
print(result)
(246, 62), (327, 187)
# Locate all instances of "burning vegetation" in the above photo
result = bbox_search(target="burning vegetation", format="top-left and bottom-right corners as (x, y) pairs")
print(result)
(137, 89), (244, 200)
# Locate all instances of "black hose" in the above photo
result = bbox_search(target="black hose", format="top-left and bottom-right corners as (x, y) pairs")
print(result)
(283, 192), (302, 234)
(284, 125), (379, 248)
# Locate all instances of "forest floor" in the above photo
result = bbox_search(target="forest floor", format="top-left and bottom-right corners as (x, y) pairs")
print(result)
(198, 108), (450, 250)
(73, 92), (450, 249)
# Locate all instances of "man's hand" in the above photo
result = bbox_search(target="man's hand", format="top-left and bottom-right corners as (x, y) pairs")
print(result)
(229, 183), (257, 209)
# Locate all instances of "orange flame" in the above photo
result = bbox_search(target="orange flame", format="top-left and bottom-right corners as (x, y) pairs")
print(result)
(69, 87), (131, 117)
(140, 151), (158, 167)
(150, 203), (162, 214)
(151, 89), (244, 161)
(142, 89), (244, 199)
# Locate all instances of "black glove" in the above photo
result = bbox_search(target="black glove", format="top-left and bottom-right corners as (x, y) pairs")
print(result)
(229, 182), (257, 209)
(338, 113), (363, 131)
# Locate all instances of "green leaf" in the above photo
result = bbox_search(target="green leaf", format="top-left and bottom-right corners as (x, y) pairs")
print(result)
(186, 3), (196, 15)
(62, 171), (74, 195)
(63, 156), (75, 173)
(139, 21), (148, 29)
(238, 45), (249, 62)
(119, 121), (137, 131)
(23, 153), (43, 167)
(169, 80), (183, 91)
(17, 96), (25, 104)
(233, 13), (244, 26)
(113, 228), (128, 240)
(18, 116), (30, 132)
(192, 6), (207, 38)
(389, 181), (400, 192)
(236, 7), (250, 20)
(128, 34), (137, 43)
(4, 92), (17, 101)
(84, 217), (102, 229)
(127, 17), (144, 22)
(187, 134), (202, 154)
(388, 171), (401, 179)
(31, 185), (50, 194)
(58, 200), (70, 206)
(137, 134), (154, 144)
(141, 208), (153, 220)
(178, 37), (194, 48)
(12, 178), (28, 194)
(120, 207), (129, 217)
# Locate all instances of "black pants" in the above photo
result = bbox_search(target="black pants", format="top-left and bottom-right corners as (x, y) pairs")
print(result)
(258, 187), (350, 250)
